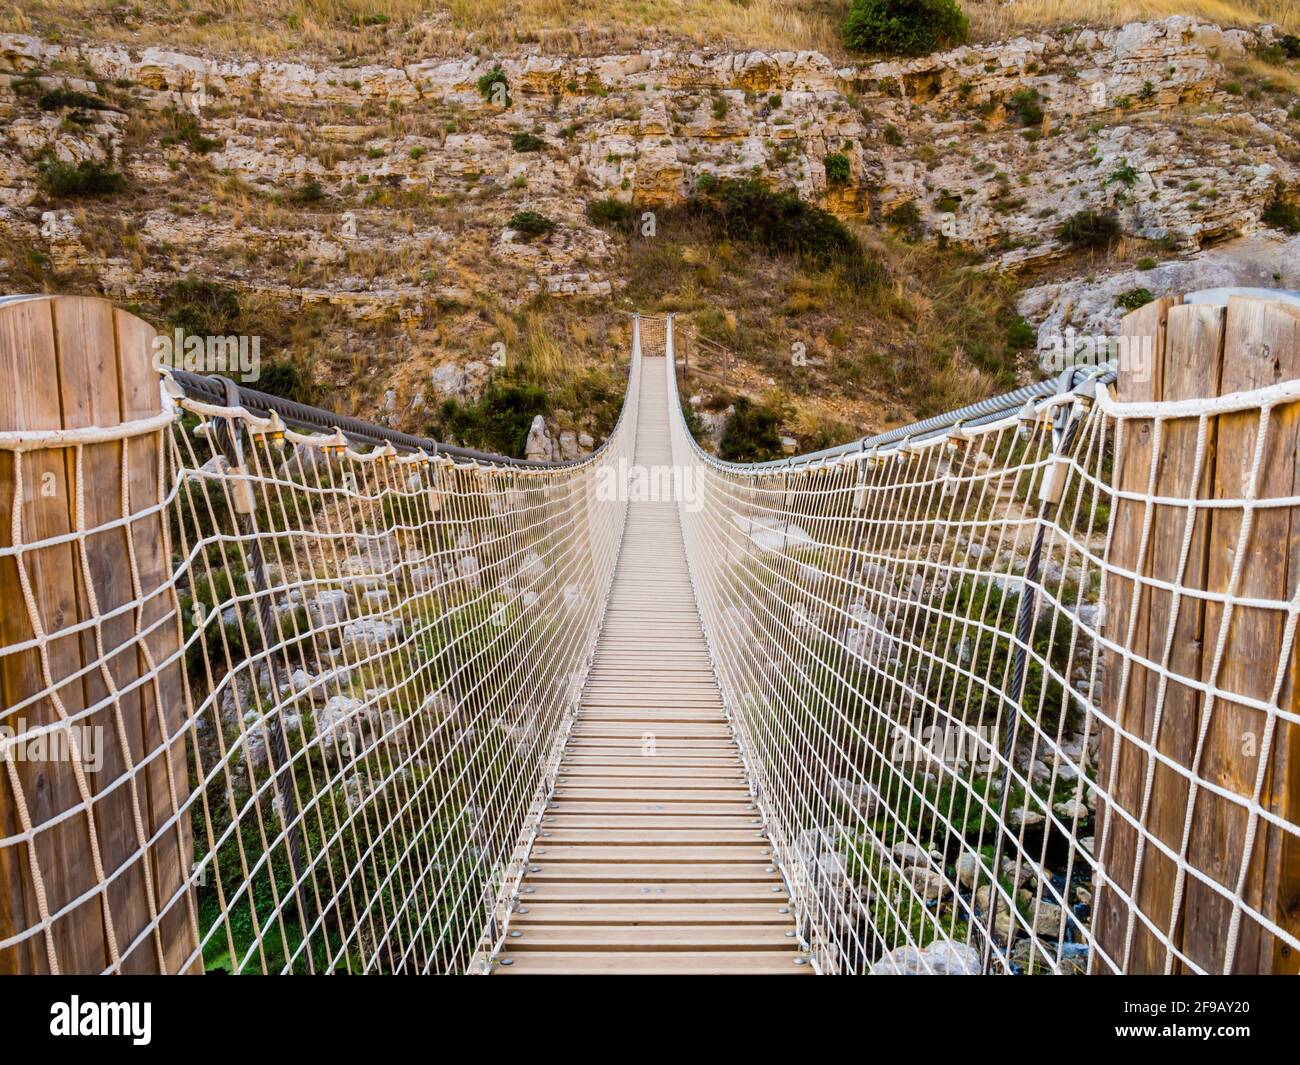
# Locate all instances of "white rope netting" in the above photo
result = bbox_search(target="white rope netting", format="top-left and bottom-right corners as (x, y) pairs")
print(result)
(663, 318), (1300, 976)
(3, 307), (1297, 976)
(0, 347), (638, 974)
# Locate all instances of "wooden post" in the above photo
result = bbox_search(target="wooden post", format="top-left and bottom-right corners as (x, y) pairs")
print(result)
(1095, 294), (1300, 973)
(0, 295), (196, 973)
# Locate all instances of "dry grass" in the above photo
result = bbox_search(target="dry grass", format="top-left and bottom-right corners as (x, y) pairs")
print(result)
(3, 1), (1293, 61)
(968, 0), (1299, 39)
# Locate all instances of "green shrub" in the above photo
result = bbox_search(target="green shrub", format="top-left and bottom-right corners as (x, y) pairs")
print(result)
(586, 198), (635, 230)
(1057, 209), (1120, 248)
(824, 152), (851, 185)
(882, 123), (904, 146)
(438, 380), (548, 456)
(38, 87), (109, 111)
(160, 279), (242, 336)
(254, 361), (317, 405)
(1262, 199), (1300, 234)
(680, 401), (707, 442)
(685, 177), (886, 289)
(1115, 287), (1155, 311)
(507, 210), (556, 238)
(719, 396), (783, 462)
(1107, 159), (1139, 187)
(1136, 256), (1157, 271)
(160, 109), (219, 154)
(885, 199), (922, 239)
(290, 180), (324, 204)
(1005, 316), (1036, 350)
(510, 132), (545, 152)
(842, 0), (968, 57)
(1279, 34), (1300, 59)
(476, 67), (510, 106)
(36, 158), (124, 198)
(1009, 88), (1042, 127)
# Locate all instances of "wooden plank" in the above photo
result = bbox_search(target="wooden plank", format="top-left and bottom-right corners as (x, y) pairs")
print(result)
(50, 295), (155, 974)
(114, 307), (195, 975)
(0, 296), (106, 974)
(1094, 295), (1175, 972)
(520, 882), (782, 902)
(503, 925), (795, 951)
(503, 352), (799, 974)
(540, 830), (765, 845)
(493, 951), (810, 974)
(1126, 303), (1224, 974)
(513, 903), (788, 924)
(545, 816), (758, 829)
(548, 801), (756, 816)
(1186, 297), (1300, 974)
(535, 845), (772, 863)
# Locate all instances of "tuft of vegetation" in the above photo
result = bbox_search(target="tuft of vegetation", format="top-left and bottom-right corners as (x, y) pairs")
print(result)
(438, 380), (549, 456)
(1136, 256), (1158, 271)
(886, 200), (923, 238)
(1005, 316), (1036, 350)
(1107, 159), (1140, 187)
(507, 210), (556, 238)
(685, 177), (886, 291)
(824, 153), (852, 185)
(254, 361), (318, 405)
(1008, 88), (1043, 127)
(476, 67), (510, 106)
(38, 87), (110, 111)
(586, 198), (635, 231)
(1262, 198), (1300, 234)
(1057, 209), (1120, 248)
(160, 109), (220, 154)
(289, 180), (325, 204)
(842, 0), (969, 57)
(36, 158), (125, 199)
(1115, 287), (1155, 311)
(509, 131), (546, 152)
(719, 396), (784, 462)
(160, 279), (242, 336)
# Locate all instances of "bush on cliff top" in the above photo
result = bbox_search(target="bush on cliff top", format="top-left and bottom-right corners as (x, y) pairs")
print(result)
(842, 0), (968, 57)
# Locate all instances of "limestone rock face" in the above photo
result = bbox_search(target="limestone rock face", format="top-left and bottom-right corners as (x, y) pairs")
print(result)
(524, 415), (554, 463)
(0, 17), (1295, 448)
(1019, 232), (1300, 361)
(5, 16), (1289, 287)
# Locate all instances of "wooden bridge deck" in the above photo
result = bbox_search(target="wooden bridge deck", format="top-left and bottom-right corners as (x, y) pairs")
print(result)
(496, 356), (808, 975)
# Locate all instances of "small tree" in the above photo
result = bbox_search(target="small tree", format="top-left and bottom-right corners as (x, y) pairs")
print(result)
(507, 210), (556, 239)
(842, 0), (968, 57)
(824, 153), (852, 185)
(1057, 210), (1121, 248)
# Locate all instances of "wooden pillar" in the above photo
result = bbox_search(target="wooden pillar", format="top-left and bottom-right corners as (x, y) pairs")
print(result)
(0, 295), (196, 973)
(1095, 294), (1300, 973)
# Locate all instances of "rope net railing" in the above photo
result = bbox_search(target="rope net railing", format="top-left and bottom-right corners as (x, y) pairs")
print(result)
(662, 313), (1300, 975)
(0, 329), (639, 975)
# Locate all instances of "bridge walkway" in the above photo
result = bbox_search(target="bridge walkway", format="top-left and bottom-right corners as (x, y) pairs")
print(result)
(495, 355), (807, 974)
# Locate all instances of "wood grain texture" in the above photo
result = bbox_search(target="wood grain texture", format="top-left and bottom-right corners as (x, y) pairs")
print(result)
(497, 355), (807, 975)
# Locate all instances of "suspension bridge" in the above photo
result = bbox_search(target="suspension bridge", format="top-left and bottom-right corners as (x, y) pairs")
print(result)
(0, 292), (1297, 975)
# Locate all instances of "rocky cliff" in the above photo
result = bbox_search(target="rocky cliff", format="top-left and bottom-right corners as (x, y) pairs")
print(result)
(1, 16), (1297, 449)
